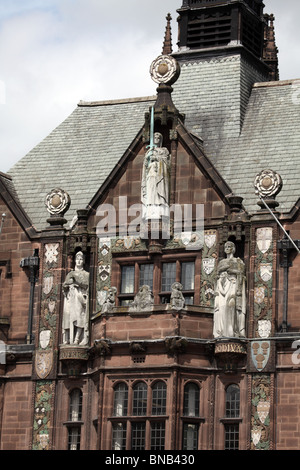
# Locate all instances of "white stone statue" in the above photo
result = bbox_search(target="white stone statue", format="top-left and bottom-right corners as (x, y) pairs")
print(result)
(62, 251), (90, 345)
(141, 132), (171, 220)
(170, 282), (185, 310)
(129, 285), (154, 312)
(101, 287), (117, 314)
(213, 241), (246, 338)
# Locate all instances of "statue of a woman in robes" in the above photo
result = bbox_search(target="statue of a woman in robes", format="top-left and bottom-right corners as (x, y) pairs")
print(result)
(141, 132), (170, 220)
(62, 251), (90, 345)
(213, 241), (246, 338)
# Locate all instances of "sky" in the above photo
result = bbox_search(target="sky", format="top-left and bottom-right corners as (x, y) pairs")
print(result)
(0, 0), (300, 173)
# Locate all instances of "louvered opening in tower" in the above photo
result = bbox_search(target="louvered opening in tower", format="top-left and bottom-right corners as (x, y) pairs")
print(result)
(186, 11), (232, 49)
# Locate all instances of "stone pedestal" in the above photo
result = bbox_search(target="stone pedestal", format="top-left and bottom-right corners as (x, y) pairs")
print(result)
(214, 339), (247, 373)
(59, 345), (89, 377)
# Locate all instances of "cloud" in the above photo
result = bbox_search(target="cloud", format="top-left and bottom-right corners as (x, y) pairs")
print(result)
(0, 0), (299, 172)
(0, 0), (180, 172)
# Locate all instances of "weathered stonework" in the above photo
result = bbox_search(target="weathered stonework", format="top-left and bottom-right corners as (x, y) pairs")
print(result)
(253, 228), (274, 337)
(200, 230), (218, 307)
(251, 374), (273, 450)
(32, 381), (54, 451)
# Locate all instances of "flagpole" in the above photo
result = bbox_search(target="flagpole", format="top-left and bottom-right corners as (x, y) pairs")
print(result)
(257, 194), (300, 254)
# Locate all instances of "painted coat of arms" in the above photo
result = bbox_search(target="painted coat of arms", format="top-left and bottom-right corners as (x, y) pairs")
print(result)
(35, 350), (53, 379)
(256, 227), (272, 253)
(99, 264), (111, 281)
(251, 340), (271, 371)
(251, 427), (262, 446)
(204, 231), (217, 249)
(202, 257), (215, 275)
(180, 231), (204, 250)
(259, 263), (272, 282)
(257, 400), (270, 424)
(43, 275), (54, 296)
(99, 237), (111, 257)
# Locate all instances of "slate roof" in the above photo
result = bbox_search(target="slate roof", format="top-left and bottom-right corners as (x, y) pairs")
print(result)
(6, 52), (300, 232)
(210, 80), (300, 214)
(7, 97), (156, 231)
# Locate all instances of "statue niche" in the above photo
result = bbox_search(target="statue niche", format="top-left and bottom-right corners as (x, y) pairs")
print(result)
(62, 251), (90, 346)
(141, 132), (171, 220)
(213, 241), (246, 339)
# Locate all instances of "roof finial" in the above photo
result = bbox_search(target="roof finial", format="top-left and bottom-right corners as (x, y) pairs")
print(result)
(162, 13), (173, 55)
(263, 13), (279, 81)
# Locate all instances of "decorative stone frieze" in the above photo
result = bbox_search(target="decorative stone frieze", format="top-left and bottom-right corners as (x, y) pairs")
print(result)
(251, 374), (273, 450)
(253, 227), (273, 337)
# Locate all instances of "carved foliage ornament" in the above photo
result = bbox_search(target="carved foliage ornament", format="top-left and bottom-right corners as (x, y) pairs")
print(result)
(45, 188), (71, 215)
(150, 55), (180, 85)
(254, 169), (282, 198)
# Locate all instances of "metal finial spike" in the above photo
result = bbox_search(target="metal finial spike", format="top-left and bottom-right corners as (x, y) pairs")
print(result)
(162, 13), (173, 55)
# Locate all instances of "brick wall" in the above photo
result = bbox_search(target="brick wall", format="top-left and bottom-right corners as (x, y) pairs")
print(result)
(0, 380), (33, 450)
(0, 196), (39, 343)
(276, 371), (300, 450)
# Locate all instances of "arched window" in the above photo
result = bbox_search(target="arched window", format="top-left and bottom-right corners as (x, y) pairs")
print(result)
(132, 382), (147, 416)
(151, 381), (167, 415)
(226, 384), (240, 418)
(182, 383), (200, 450)
(113, 383), (128, 417)
(110, 379), (168, 450)
(183, 383), (199, 417)
(69, 389), (82, 422)
(224, 384), (240, 450)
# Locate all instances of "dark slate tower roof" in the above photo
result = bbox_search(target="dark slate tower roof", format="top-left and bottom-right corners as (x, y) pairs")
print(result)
(177, 0), (265, 57)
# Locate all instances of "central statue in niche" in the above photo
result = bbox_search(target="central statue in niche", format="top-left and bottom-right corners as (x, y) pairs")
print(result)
(141, 132), (171, 220)
(213, 241), (247, 339)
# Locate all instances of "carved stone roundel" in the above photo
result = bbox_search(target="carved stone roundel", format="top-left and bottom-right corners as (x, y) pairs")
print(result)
(254, 169), (282, 198)
(45, 188), (71, 215)
(150, 55), (180, 85)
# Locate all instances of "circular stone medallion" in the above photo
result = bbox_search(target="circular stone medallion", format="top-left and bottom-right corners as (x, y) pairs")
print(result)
(254, 169), (282, 198)
(45, 188), (71, 215)
(150, 55), (180, 85)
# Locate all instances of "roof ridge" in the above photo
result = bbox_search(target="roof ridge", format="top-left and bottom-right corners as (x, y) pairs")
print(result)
(78, 96), (156, 107)
(254, 78), (300, 88)
(0, 171), (12, 181)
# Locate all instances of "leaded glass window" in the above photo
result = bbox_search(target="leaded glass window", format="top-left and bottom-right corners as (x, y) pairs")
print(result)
(152, 381), (167, 415)
(133, 382), (147, 416)
(183, 383), (199, 417)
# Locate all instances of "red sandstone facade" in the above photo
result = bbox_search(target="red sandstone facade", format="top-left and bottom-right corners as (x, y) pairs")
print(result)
(1, 0), (300, 452)
(1, 127), (300, 450)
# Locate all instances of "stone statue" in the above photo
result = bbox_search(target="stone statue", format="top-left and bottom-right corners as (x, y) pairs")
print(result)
(62, 251), (90, 345)
(129, 285), (154, 312)
(213, 241), (246, 338)
(170, 282), (185, 310)
(141, 132), (171, 220)
(101, 287), (117, 314)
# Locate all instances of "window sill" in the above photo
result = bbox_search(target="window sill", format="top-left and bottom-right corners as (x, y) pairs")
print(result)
(181, 416), (205, 423)
(219, 417), (243, 424)
(63, 420), (84, 427)
(109, 415), (169, 422)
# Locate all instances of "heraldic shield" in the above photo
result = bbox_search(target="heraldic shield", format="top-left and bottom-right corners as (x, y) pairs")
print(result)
(251, 340), (271, 371)
(35, 350), (53, 379)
